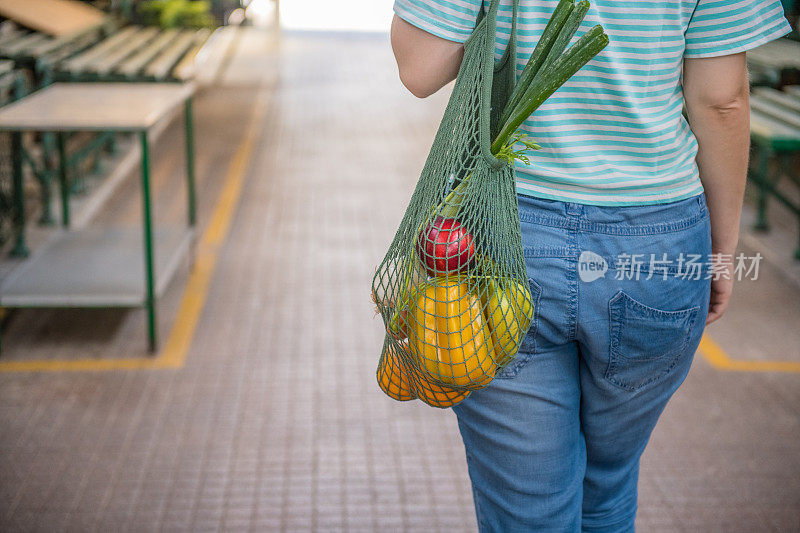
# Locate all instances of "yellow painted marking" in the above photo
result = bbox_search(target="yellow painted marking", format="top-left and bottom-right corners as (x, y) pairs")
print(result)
(0, 93), (267, 373)
(698, 335), (800, 373)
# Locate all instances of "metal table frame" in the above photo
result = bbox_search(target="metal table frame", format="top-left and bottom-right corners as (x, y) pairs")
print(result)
(0, 83), (197, 353)
(749, 86), (800, 260)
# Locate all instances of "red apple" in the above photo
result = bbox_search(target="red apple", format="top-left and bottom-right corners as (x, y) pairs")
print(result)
(416, 216), (475, 276)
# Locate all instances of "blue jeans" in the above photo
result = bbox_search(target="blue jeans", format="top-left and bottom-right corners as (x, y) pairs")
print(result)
(452, 193), (712, 532)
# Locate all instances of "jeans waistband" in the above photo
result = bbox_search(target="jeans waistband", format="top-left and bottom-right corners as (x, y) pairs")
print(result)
(517, 193), (708, 236)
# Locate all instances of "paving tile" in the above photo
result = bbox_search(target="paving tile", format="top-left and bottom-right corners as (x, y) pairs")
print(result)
(762, 507), (800, 532)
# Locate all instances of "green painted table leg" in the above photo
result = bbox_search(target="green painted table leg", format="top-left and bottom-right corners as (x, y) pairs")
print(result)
(140, 131), (157, 353)
(105, 130), (117, 155)
(796, 226), (800, 260)
(10, 131), (29, 257)
(56, 132), (70, 227)
(753, 146), (770, 232)
(39, 132), (55, 225)
(184, 98), (196, 226)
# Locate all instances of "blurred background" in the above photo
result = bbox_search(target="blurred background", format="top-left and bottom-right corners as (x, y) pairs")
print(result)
(0, 0), (797, 531)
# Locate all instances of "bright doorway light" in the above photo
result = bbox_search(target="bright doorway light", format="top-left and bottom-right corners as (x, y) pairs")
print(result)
(279, 0), (394, 32)
(245, 0), (277, 26)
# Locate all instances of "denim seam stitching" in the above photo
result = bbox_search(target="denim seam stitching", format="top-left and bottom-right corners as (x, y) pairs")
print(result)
(519, 210), (708, 236)
(523, 246), (575, 258)
(621, 292), (702, 319)
(578, 212), (707, 235)
(606, 292), (624, 386)
(568, 232), (579, 341)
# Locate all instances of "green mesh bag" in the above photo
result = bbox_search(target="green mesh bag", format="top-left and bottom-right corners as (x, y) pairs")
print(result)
(372, 0), (534, 408)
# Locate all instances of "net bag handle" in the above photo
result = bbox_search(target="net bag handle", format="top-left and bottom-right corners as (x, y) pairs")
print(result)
(471, 0), (521, 67)
(464, 0), (523, 169)
(498, 0), (521, 69)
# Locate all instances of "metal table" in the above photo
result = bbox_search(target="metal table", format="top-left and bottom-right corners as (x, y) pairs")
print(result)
(0, 83), (197, 352)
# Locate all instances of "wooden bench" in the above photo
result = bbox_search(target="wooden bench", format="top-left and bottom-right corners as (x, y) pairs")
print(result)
(144, 28), (211, 81)
(62, 26), (160, 79)
(49, 25), (212, 82)
(749, 86), (800, 259)
(0, 0), (212, 84)
(27, 17), (122, 83)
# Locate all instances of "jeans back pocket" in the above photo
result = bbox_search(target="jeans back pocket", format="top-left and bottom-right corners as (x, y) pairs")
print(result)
(606, 291), (700, 391)
(494, 277), (542, 380)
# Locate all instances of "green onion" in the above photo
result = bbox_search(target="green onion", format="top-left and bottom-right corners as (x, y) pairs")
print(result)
(534, 0), (591, 86)
(491, 25), (609, 154)
(498, 0), (575, 130)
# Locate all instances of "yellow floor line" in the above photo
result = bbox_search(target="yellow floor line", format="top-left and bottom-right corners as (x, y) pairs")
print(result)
(698, 335), (800, 373)
(0, 93), (267, 373)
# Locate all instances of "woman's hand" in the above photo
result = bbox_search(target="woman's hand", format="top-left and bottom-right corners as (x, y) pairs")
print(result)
(390, 15), (464, 98)
(707, 274), (734, 325)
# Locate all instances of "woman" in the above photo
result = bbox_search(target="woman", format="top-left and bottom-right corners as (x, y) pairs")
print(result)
(390, 0), (790, 531)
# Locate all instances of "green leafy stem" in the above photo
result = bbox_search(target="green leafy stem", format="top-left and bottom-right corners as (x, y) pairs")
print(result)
(493, 132), (541, 165)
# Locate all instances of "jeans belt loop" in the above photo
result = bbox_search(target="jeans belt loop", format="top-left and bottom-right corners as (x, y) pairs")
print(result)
(566, 202), (583, 216)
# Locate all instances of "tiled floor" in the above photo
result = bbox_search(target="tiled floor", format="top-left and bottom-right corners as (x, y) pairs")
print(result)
(1, 27), (799, 532)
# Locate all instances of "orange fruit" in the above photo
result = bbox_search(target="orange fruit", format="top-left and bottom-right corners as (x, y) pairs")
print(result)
(377, 343), (416, 401)
(413, 375), (471, 408)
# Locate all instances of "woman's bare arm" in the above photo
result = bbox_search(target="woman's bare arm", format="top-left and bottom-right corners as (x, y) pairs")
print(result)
(390, 14), (464, 98)
(683, 52), (750, 324)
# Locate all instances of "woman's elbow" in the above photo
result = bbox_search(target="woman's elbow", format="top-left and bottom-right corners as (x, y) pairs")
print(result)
(392, 38), (436, 97)
(397, 67), (437, 98)
(683, 53), (750, 118)
(395, 54), (463, 98)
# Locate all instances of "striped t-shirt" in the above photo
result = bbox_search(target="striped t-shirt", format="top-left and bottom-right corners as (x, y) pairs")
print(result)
(394, 0), (792, 205)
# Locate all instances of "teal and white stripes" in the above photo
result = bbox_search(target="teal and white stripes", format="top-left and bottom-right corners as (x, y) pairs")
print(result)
(684, 0), (792, 57)
(394, 0), (483, 43)
(393, 0), (791, 206)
